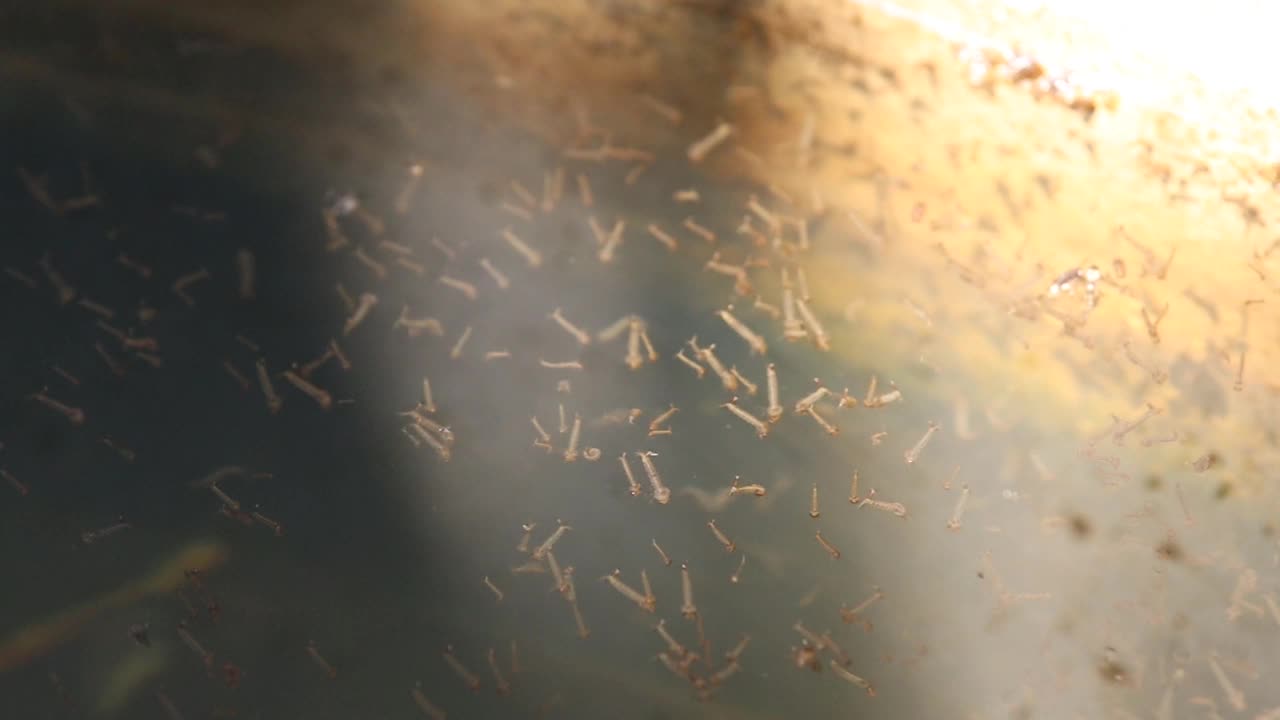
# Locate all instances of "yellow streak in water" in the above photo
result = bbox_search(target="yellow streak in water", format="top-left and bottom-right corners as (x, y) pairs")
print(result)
(0, 540), (227, 673)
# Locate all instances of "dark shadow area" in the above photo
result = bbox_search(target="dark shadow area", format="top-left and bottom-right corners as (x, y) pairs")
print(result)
(0, 2), (940, 719)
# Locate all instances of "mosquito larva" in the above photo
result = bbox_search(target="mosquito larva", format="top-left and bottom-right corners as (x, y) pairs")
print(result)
(116, 252), (152, 279)
(638, 325), (658, 363)
(649, 405), (679, 434)
(420, 376), (436, 412)
(442, 645), (481, 692)
(171, 267), (210, 307)
(815, 530), (841, 559)
(281, 370), (332, 410)
(793, 296), (830, 350)
(546, 550), (565, 592)
(683, 217), (716, 243)
(488, 647), (512, 696)
(870, 385), (903, 407)
(636, 451), (670, 504)
(154, 689), (186, 720)
(565, 566), (583, 603)
(253, 359), (284, 414)
(541, 167), (565, 212)
(782, 286), (807, 341)
(721, 398), (769, 438)
(595, 314), (634, 343)
(725, 634), (751, 664)
(500, 227), (543, 268)
(569, 599), (590, 639)
(31, 389), (85, 425)
(806, 407), (840, 436)
(794, 384), (831, 414)
(904, 421), (941, 464)
(563, 414), (582, 463)
(527, 523), (571, 563)
(306, 640), (338, 679)
(809, 484), (821, 519)
(729, 367), (758, 396)
(830, 661), (876, 696)
(501, 200), (532, 221)
(646, 223), (679, 252)
(730, 476), (767, 497)
(529, 417), (553, 451)
(81, 517), (133, 545)
(765, 363), (783, 422)
(680, 562), (698, 619)
(675, 348), (706, 378)
(430, 237), (457, 260)
(1111, 403), (1161, 445)
(598, 219), (625, 264)
(438, 275), (478, 301)
(709, 661), (741, 687)
(708, 519), (736, 553)
(478, 257), (510, 290)
(687, 122), (734, 164)
(620, 317), (645, 370)
(484, 576), (504, 603)
(343, 292), (378, 336)
(509, 178), (537, 208)
(217, 360), (245, 390)
(753, 295), (781, 319)
(652, 538), (672, 566)
(2, 468), (29, 496)
(746, 195), (780, 232)
(410, 683), (447, 720)
(638, 93), (682, 124)
(334, 283), (355, 312)
(601, 570), (655, 613)
(858, 490), (908, 518)
(35, 253), (76, 304)
(839, 587), (885, 625)
(623, 164), (648, 186)
(517, 523), (537, 553)
(449, 326), (472, 360)
(352, 246), (388, 279)
(655, 619), (689, 659)
(176, 622), (214, 672)
(792, 621), (828, 655)
(620, 454), (643, 496)
(417, 416), (453, 451)
(946, 484), (970, 531)
(1121, 340), (1168, 384)
(3, 266), (37, 289)
(405, 424), (452, 461)
(76, 297), (114, 321)
(704, 252), (754, 295)
(1141, 303), (1169, 344)
(717, 306), (767, 355)
(547, 308), (591, 346)
(1207, 652), (1247, 712)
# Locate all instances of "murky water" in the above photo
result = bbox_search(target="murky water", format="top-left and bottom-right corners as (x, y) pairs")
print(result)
(3, 2), (1280, 720)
